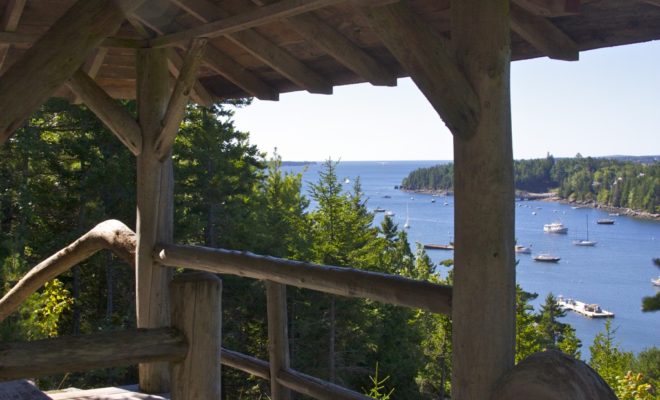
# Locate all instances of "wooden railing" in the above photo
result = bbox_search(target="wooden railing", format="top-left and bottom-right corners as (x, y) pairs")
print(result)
(0, 219), (452, 400)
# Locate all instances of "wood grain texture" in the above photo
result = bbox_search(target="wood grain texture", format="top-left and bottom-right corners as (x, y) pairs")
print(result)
(0, 328), (186, 380)
(170, 272), (222, 400)
(0, 0), (27, 69)
(510, 3), (579, 61)
(67, 69), (143, 155)
(451, 0), (516, 398)
(361, 1), (480, 138)
(155, 243), (453, 315)
(0, 220), (135, 323)
(136, 47), (173, 394)
(266, 282), (291, 399)
(513, 0), (580, 17)
(156, 38), (207, 160)
(278, 368), (372, 400)
(0, 0), (146, 145)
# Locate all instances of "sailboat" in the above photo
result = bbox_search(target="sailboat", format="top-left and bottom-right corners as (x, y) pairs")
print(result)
(404, 204), (410, 229)
(573, 215), (597, 246)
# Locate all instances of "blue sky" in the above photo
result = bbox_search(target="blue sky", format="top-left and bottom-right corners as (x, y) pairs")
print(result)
(232, 40), (660, 161)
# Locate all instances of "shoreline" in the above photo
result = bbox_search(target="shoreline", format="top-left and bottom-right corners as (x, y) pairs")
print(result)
(403, 189), (660, 221)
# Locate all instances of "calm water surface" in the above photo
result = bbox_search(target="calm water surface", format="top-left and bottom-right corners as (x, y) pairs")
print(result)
(286, 160), (660, 355)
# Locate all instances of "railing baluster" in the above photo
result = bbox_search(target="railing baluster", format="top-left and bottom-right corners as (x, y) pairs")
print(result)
(266, 281), (291, 400)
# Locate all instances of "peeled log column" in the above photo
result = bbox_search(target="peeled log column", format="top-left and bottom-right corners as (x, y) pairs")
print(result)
(451, 1), (516, 399)
(170, 272), (222, 400)
(136, 47), (174, 393)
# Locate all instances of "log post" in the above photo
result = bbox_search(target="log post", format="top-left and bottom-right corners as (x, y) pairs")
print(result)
(266, 281), (291, 400)
(450, 1), (516, 399)
(136, 47), (173, 393)
(170, 272), (223, 400)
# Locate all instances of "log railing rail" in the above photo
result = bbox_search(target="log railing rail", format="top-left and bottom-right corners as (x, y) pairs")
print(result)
(0, 218), (452, 399)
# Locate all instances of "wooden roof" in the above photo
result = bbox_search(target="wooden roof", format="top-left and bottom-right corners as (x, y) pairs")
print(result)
(1, 0), (660, 104)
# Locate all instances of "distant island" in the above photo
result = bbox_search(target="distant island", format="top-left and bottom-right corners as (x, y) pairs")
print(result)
(401, 155), (659, 219)
(281, 161), (317, 166)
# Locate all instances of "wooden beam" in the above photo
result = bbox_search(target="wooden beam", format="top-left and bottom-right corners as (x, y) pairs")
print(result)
(287, 13), (396, 86)
(167, 49), (214, 106)
(266, 282), (291, 400)
(642, 0), (660, 6)
(221, 348), (271, 380)
(134, 5), (279, 100)
(170, 0), (331, 94)
(512, 0), (580, 17)
(67, 69), (143, 155)
(150, 0), (343, 48)
(0, 328), (187, 380)
(156, 38), (207, 160)
(361, 2), (479, 138)
(510, 3), (579, 61)
(278, 368), (372, 400)
(155, 243), (453, 315)
(0, 0), (147, 145)
(136, 47), (174, 394)
(0, 0), (26, 69)
(451, 0), (516, 398)
(0, 220), (135, 323)
(170, 273), (222, 399)
(0, 31), (146, 48)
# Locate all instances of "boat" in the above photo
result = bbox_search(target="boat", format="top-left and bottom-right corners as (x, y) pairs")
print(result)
(652, 277), (660, 287)
(557, 296), (614, 318)
(344, 178), (350, 184)
(385, 211), (395, 216)
(609, 213), (620, 216)
(573, 215), (597, 246)
(533, 253), (560, 262)
(597, 218), (615, 225)
(424, 243), (454, 250)
(374, 207), (386, 213)
(515, 245), (532, 254)
(382, 195), (391, 199)
(431, 199), (436, 203)
(543, 222), (568, 234)
(403, 204), (410, 229)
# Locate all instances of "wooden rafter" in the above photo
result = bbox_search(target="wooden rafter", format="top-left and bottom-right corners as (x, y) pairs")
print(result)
(156, 38), (208, 160)
(67, 69), (143, 156)
(641, 0), (660, 6)
(0, 31), (147, 49)
(134, 4), (279, 100)
(361, 2), (479, 138)
(510, 3), (579, 61)
(512, 0), (580, 17)
(150, 0), (344, 48)
(0, 0), (26, 70)
(287, 13), (396, 86)
(0, 0), (147, 145)
(169, 0), (332, 94)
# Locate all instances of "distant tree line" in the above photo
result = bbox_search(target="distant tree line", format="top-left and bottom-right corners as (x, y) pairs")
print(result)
(1, 101), (657, 398)
(401, 154), (659, 213)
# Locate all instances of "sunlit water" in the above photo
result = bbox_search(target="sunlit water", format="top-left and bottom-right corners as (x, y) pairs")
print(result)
(285, 160), (660, 356)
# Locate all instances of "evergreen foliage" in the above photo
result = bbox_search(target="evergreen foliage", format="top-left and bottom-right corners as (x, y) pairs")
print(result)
(401, 155), (659, 213)
(1, 100), (657, 399)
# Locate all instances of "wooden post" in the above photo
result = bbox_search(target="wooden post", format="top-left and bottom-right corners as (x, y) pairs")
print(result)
(170, 272), (222, 400)
(450, 1), (516, 399)
(136, 47), (174, 393)
(266, 282), (291, 400)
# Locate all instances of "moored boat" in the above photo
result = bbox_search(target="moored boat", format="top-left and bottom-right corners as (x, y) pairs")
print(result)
(557, 296), (614, 318)
(597, 218), (615, 225)
(374, 207), (386, 213)
(515, 245), (532, 254)
(652, 277), (660, 287)
(424, 243), (454, 250)
(543, 222), (568, 234)
(573, 215), (597, 246)
(385, 210), (395, 216)
(533, 253), (560, 262)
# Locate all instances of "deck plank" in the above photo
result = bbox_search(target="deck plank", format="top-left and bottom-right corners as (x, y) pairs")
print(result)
(47, 385), (169, 400)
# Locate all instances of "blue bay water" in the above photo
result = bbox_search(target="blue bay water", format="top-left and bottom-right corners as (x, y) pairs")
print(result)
(285, 160), (660, 355)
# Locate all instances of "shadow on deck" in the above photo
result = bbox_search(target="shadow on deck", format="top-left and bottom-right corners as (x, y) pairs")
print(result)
(0, 380), (168, 400)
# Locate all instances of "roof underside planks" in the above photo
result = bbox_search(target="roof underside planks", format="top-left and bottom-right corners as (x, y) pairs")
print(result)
(0, 0), (658, 103)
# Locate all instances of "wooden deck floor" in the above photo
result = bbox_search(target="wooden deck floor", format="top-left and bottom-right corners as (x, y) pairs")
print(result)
(0, 381), (169, 400)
